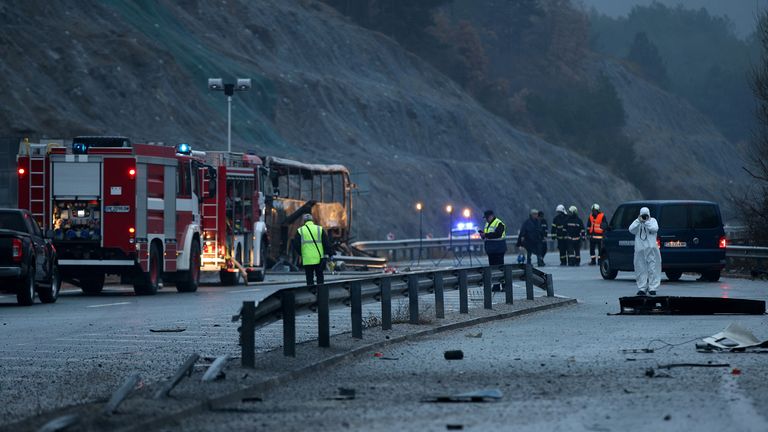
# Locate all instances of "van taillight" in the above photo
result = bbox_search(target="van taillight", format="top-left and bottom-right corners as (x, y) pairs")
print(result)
(11, 239), (22, 263)
(656, 238), (661, 249)
(719, 236), (727, 249)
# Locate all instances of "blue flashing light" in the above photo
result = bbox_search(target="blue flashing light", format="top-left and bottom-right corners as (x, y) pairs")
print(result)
(176, 143), (192, 155)
(72, 143), (88, 154)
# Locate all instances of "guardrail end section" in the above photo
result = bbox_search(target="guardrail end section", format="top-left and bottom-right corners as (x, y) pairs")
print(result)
(202, 355), (231, 382)
(38, 414), (80, 432)
(103, 372), (142, 416)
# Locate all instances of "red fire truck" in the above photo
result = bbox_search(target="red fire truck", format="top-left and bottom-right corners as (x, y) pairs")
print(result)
(17, 137), (204, 295)
(198, 150), (267, 284)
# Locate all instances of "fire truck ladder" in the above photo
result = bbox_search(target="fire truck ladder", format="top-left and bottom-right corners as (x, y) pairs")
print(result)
(28, 147), (48, 226)
(202, 201), (219, 264)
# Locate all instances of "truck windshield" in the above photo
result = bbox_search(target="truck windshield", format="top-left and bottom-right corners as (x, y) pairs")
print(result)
(0, 211), (27, 232)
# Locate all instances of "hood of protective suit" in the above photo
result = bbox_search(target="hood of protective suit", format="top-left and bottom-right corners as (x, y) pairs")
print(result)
(640, 207), (650, 216)
(556, 204), (565, 213)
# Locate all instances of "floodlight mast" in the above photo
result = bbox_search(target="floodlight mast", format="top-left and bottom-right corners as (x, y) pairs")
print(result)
(208, 78), (251, 153)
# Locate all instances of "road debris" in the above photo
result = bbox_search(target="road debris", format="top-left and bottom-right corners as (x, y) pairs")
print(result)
(329, 387), (356, 400)
(444, 350), (464, 360)
(446, 425), (464, 430)
(153, 353), (199, 399)
(201, 355), (229, 381)
(617, 296), (765, 315)
(465, 332), (483, 338)
(699, 323), (768, 352)
(149, 327), (186, 333)
(425, 389), (503, 403)
(657, 363), (730, 369)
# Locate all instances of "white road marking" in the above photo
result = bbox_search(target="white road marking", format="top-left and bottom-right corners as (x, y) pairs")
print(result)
(228, 288), (262, 293)
(87, 302), (132, 308)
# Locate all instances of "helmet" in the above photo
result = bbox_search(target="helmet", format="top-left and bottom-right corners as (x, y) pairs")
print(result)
(591, 203), (600, 211)
(568, 205), (578, 214)
(302, 213), (313, 222)
(556, 204), (565, 213)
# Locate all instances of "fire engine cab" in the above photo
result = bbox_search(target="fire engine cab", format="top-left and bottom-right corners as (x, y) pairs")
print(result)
(17, 137), (204, 295)
(196, 149), (268, 284)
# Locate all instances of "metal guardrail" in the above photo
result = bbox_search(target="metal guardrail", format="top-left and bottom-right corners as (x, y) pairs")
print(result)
(725, 245), (768, 260)
(235, 263), (554, 367)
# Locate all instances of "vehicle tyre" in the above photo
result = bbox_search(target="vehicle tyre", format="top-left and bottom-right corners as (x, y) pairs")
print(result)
(80, 273), (105, 295)
(38, 264), (61, 304)
(599, 255), (618, 280)
(247, 241), (267, 283)
(16, 266), (35, 306)
(665, 270), (682, 282)
(701, 270), (721, 282)
(176, 240), (200, 293)
(134, 243), (161, 295)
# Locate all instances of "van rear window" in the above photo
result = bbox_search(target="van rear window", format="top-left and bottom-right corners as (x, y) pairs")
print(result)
(691, 205), (720, 229)
(660, 205), (687, 229)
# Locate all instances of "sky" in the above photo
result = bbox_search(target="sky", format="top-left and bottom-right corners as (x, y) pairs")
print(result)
(579, 0), (766, 38)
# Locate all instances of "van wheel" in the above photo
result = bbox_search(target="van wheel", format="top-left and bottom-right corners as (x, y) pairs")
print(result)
(134, 243), (161, 295)
(16, 268), (36, 306)
(599, 255), (618, 280)
(701, 270), (721, 282)
(80, 273), (105, 295)
(176, 240), (200, 293)
(665, 270), (682, 282)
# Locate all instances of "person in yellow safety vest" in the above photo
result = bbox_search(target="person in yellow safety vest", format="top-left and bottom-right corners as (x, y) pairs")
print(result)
(294, 213), (332, 286)
(479, 209), (507, 266)
(587, 203), (608, 266)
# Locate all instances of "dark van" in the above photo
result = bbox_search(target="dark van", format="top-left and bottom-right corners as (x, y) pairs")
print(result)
(600, 200), (726, 282)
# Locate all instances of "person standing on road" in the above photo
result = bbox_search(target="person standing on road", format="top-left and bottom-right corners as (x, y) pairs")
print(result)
(294, 213), (332, 286)
(565, 206), (585, 266)
(587, 203), (607, 266)
(478, 210), (507, 266)
(629, 207), (661, 296)
(552, 204), (568, 266)
(538, 210), (548, 266)
(516, 209), (543, 266)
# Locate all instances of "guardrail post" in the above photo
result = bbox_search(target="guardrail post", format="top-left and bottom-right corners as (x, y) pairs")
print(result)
(545, 273), (554, 297)
(282, 290), (296, 357)
(241, 301), (255, 368)
(318, 284), (330, 347)
(381, 278), (392, 330)
(351, 281), (363, 339)
(483, 266), (492, 310)
(503, 265), (514, 304)
(408, 274), (419, 324)
(525, 263), (534, 300)
(458, 269), (468, 314)
(433, 272), (445, 319)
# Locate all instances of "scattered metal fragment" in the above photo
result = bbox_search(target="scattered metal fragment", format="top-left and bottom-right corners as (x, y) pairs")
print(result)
(644, 368), (671, 378)
(149, 327), (186, 333)
(37, 414), (79, 432)
(201, 355), (230, 382)
(465, 332), (483, 338)
(241, 396), (263, 403)
(444, 350), (464, 360)
(617, 296), (765, 315)
(329, 388), (356, 400)
(701, 323), (768, 351)
(426, 389), (503, 403)
(153, 353), (200, 399)
(104, 372), (142, 415)
(657, 363), (730, 369)
(446, 425), (464, 430)
(621, 348), (654, 354)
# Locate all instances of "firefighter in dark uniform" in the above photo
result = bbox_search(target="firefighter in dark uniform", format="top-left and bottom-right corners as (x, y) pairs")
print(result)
(587, 203), (608, 265)
(565, 205), (585, 266)
(551, 204), (568, 266)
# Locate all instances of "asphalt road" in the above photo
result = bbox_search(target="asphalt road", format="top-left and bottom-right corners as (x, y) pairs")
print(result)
(162, 262), (768, 432)
(1, 254), (766, 429)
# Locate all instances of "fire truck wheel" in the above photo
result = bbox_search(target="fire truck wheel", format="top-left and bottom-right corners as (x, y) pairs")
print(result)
(134, 243), (162, 295)
(177, 241), (200, 293)
(80, 273), (105, 295)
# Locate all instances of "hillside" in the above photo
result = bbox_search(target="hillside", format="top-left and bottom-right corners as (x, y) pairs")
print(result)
(0, 0), (644, 239)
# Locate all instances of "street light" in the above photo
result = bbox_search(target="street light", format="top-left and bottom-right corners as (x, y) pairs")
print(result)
(446, 205), (454, 250)
(208, 77), (252, 153)
(416, 202), (423, 265)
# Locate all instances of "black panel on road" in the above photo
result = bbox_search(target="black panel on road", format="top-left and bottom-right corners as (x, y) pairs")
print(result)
(618, 296), (766, 315)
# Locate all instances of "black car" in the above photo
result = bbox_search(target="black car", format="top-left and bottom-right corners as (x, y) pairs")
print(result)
(599, 200), (726, 282)
(0, 209), (60, 305)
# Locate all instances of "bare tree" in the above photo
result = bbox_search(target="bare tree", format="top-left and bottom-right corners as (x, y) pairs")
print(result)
(737, 12), (768, 244)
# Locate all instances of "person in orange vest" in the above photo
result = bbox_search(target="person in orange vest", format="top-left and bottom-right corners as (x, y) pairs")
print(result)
(587, 203), (608, 265)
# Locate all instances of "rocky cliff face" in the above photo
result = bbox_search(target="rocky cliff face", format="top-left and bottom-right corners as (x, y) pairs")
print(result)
(2, 0), (645, 238)
(596, 59), (749, 219)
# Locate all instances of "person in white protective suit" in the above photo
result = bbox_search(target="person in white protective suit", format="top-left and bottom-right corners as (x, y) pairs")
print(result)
(628, 207), (661, 296)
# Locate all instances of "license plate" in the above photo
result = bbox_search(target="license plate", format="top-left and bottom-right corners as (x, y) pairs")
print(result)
(105, 205), (130, 213)
(664, 240), (687, 248)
